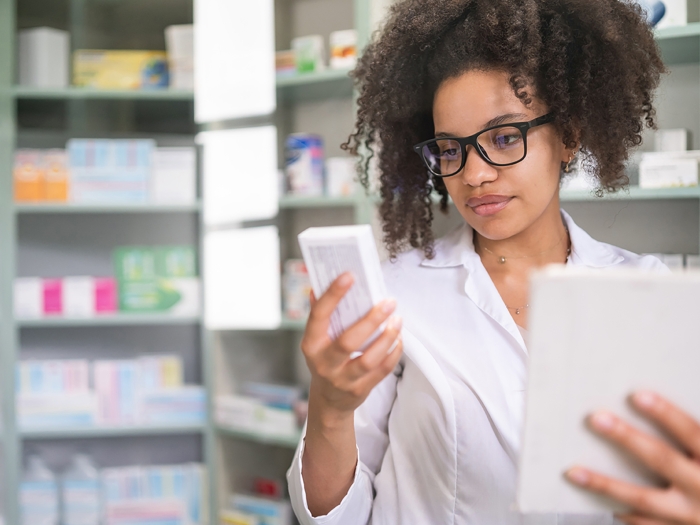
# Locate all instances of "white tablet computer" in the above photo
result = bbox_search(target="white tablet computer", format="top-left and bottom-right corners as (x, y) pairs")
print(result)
(518, 267), (700, 513)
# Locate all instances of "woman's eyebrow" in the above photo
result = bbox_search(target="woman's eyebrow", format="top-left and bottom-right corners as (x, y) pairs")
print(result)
(434, 113), (529, 138)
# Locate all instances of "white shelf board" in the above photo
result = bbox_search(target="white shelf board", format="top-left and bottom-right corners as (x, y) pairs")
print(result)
(216, 425), (301, 449)
(21, 422), (205, 439)
(17, 313), (202, 328)
(15, 202), (201, 214)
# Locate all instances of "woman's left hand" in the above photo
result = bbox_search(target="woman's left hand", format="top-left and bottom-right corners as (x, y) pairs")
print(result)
(564, 391), (700, 525)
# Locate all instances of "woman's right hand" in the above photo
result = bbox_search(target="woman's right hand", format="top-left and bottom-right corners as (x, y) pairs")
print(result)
(300, 272), (402, 517)
(301, 272), (404, 419)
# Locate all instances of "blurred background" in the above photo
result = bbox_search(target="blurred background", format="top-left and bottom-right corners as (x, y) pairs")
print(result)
(1, 0), (700, 524)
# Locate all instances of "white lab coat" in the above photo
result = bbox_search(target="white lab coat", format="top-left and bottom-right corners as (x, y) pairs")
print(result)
(287, 210), (668, 525)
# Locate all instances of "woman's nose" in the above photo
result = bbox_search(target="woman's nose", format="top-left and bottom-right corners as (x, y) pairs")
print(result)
(457, 145), (499, 187)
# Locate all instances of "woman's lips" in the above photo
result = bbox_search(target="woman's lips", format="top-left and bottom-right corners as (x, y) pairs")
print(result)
(466, 195), (513, 217)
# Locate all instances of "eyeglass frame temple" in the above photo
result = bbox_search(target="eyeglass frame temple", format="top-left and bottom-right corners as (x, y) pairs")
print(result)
(413, 112), (555, 177)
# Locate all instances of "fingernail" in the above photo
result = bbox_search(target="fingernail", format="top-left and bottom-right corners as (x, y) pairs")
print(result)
(387, 315), (403, 331)
(381, 299), (397, 314)
(565, 467), (590, 486)
(632, 391), (657, 410)
(338, 273), (354, 287)
(590, 411), (616, 433)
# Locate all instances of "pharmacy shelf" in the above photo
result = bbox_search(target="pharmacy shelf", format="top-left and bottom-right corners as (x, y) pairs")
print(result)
(17, 313), (202, 328)
(215, 425), (301, 449)
(12, 86), (194, 101)
(655, 22), (700, 65)
(279, 315), (306, 331)
(14, 202), (202, 214)
(276, 69), (354, 103)
(21, 422), (206, 440)
(560, 186), (700, 202)
(279, 194), (359, 209)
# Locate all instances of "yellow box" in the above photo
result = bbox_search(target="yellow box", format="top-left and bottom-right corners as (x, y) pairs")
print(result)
(73, 50), (169, 90)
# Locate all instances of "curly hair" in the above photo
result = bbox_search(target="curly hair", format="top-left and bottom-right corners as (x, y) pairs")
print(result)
(342, 0), (665, 258)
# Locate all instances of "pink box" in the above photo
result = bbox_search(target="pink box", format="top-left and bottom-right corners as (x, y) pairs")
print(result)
(94, 278), (117, 314)
(42, 279), (63, 315)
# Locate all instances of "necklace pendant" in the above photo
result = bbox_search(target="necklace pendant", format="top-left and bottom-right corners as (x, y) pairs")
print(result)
(499, 256), (507, 264)
(515, 308), (521, 315)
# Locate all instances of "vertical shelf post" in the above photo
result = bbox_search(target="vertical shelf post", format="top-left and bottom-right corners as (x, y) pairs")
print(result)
(0, 0), (20, 522)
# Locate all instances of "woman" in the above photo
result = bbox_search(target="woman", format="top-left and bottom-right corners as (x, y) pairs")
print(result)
(287, 0), (700, 523)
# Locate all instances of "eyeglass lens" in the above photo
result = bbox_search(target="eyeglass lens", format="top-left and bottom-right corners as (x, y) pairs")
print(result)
(421, 125), (526, 176)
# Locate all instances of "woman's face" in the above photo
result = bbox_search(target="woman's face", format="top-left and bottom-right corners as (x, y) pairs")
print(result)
(432, 69), (569, 240)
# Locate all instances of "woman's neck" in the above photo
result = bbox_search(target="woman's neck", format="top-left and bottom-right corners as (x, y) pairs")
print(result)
(474, 202), (570, 271)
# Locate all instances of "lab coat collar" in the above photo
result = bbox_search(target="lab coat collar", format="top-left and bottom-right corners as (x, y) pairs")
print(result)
(420, 208), (625, 270)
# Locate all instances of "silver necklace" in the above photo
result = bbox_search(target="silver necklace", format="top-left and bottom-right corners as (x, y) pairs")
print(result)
(478, 229), (572, 315)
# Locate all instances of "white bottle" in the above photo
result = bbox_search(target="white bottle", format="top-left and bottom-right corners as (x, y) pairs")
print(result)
(21, 455), (59, 525)
(62, 455), (101, 525)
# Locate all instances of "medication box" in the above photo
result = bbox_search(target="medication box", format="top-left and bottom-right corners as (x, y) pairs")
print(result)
(292, 35), (325, 73)
(298, 225), (387, 347)
(329, 30), (358, 70)
(113, 246), (200, 315)
(73, 50), (169, 90)
(639, 151), (700, 188)
(656, 0), (700, 28)
(285, 134), (324, 195)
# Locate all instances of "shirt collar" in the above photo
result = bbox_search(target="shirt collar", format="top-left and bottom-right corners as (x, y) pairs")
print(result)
(420, 209), (625, 270)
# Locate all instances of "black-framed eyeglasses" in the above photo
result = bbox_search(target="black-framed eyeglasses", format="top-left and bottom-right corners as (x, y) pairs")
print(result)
(413, 113), (555, 177)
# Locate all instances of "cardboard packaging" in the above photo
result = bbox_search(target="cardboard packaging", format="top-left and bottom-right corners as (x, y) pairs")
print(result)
(113, 246), (200, 315)
(13, 149), (44, 202)
(329, 29), (358, 70)
(656, 0), (700, 28)
(67, 139), (153, 203)
(165, 25), (194, 90)
(73, 50), (169, 90)
(151, 147), (197, 204)
(655, 128), (690, 152)
(18, 27), (69, 88)
(292, 35), (325, 73)
(326, 157), (357, 197)
(638, 151), (700, 188)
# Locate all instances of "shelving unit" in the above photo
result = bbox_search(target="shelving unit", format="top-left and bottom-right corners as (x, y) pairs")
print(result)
(3, 1), (210, 524)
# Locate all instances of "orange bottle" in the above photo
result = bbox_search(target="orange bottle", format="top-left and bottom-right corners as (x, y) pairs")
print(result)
(13, 150), (44, 202)
(43, 149), (69, 202)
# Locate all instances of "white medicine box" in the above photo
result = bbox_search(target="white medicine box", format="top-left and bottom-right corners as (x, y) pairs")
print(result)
(656, 0), (700, 28)
(18, 27), (70, 88)
(639, 151), (700, 188)
(655, 129), (690, 152)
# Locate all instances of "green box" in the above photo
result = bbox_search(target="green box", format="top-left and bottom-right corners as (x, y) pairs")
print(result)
(114, 246), (199, 314)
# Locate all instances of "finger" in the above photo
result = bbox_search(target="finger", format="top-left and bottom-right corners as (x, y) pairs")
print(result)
(565, 466), (666, 516)
(353, 338), (404, 391)
(334, 299), (397, 353)
(303, 273), (354, 350)
(588, 411), (700, 494)
(631, 391), (700, 459)
(343, 316), (402, 381)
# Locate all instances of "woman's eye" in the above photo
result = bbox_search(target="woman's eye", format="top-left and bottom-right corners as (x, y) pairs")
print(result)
(494, 134), (521, 148)
(440, 148), (459, 157)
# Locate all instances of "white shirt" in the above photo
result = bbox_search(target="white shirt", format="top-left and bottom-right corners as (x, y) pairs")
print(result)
(287, 210), (668, 525)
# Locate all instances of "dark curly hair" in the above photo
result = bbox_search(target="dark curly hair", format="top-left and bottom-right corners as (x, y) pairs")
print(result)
(342, 0), (665, 258)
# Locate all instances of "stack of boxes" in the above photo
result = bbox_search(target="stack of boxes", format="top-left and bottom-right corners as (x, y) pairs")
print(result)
(17, 356), (206, 430)
(215, 383), (305, 441)
(14, 140), (197, 205)
(17, 24), (194, 91)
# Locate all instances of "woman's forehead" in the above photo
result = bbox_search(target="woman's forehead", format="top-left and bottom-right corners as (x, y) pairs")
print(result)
(433, 70), (544, 135)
